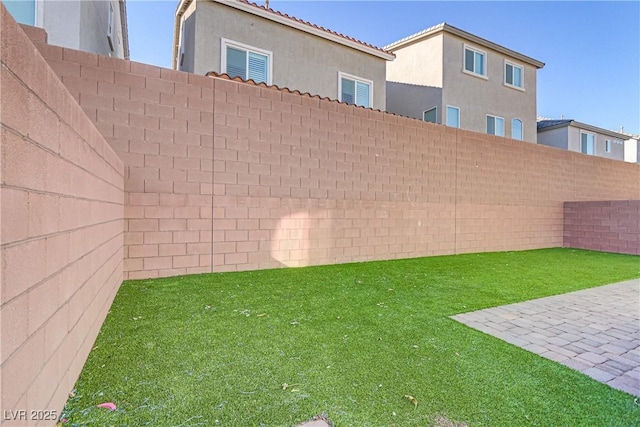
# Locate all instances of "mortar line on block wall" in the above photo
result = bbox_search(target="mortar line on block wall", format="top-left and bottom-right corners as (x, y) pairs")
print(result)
(1, 124), (125, 195)
(1, 228), (124, 308)
(210, 79), (216, 273)
(1, 65), (125, 182)
(0, 182), (124, 208)
(454, 129), (459, 255)
(3, 249), (123, 401)
(0, 218), (123, 250)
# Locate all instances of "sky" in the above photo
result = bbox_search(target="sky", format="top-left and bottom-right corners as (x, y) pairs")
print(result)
(127, 0), (640, 136)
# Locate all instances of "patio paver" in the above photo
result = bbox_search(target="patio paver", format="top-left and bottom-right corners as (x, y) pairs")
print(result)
(451, 279), (640, 396)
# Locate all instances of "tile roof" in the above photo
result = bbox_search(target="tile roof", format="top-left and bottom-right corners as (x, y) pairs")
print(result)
(233, 0), (394, 58)
(173, 0), (394, 68)
(537, 119), (629, 140)
(206, 71), (387, 113)
(537, 119), (573, 130)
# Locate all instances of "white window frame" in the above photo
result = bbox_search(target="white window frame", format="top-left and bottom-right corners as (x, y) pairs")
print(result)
(423, 107), (438, 124)
(605, 139), (611, 153)
(338, 72), (373, 108)
(221, 38), (273, 85)
(486, 114), (505, 137)
(446, 105), (460, 128)
(504, 60), (524, 91)
(511, 118), (523, 140)
(580, 132), (595, 155)
(463, 44), (488, 79)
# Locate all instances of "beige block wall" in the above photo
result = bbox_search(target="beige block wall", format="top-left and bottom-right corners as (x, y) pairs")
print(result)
(564, 201), (640, 255)
(29, 27), (640, 280)
(1, 6), (124, 426)
(32, 41), (216, 281)
(3, 10), (638, 425)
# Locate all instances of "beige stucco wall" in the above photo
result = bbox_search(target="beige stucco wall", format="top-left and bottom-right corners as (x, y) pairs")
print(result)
(39, 0), (126, 59)
(441, 33), (538, 143)
(624, 138), (639, 163)
(537, 126), (569, 150)
(566, 126), (625, 161)
(386, 33), (444, 88)
(385, 81), (442, 122)
(182, 0), (387, 109)
(386, 30), (539, 143)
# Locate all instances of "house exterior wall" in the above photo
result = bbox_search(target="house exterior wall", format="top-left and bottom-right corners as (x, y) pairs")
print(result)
(385, 33), (444, 87)
(564, 201), (640, 255)
(40, 0), (81, 49)
(537, 126), (569, 150)
(624, 138), (639, 163)
(4, 0), (127, 59)
(1, 7), (124, 423)
(177, 5), (197, 72)
(385, 82), (442, 122)
(566, 125), (625, 161)
(440, 33), (538, 143)
(181, 0), (387, 109)
(386, 28), (539, 143)
(78, 0), (126, 58)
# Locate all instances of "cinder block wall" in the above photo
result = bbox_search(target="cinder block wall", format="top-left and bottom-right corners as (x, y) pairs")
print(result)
(1, 8), (124, 425)
(29, 32), (640, 279)
(564, 201), (640, 255)
(30, 41), (215, 280)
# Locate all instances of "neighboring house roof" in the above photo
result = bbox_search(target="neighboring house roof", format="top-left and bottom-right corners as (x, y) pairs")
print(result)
(173, 0), (395, 69)
(384, 22), (545, 69)
(536, 119), (573, 130)
(537, 119), (629, 140)
(206, 71), (390, 112)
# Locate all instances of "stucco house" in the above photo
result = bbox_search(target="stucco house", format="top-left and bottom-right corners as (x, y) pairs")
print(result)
(385, 23), (544, 143)
(537, 119), (627, 161)
(172, 0), (394, 110)
(3, 0), (129, 59)
(622, 134), (640, 164)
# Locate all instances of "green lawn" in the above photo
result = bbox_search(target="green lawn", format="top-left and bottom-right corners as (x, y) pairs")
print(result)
(61, 248), (640, 426)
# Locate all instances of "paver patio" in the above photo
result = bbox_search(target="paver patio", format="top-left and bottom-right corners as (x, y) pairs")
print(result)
(451, 279), (640, 396)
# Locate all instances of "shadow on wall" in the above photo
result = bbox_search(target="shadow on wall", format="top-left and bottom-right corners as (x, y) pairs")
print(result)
(386, 81), (442, 122)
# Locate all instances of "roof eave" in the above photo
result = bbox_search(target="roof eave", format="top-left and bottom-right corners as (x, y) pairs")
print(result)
(572, 121), (629, 140)
(215, 0), (394, 60)
(537, 122), (573, 132)
(386, 23), (545, 69)
(538, 120), (630, 140)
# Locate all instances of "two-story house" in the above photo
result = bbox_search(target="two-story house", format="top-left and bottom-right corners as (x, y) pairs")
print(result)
(3, 0), (129, 59)
(385, 23), (544, 143)
(172, 0), (394, 110)
(537, 119), (628, 161)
